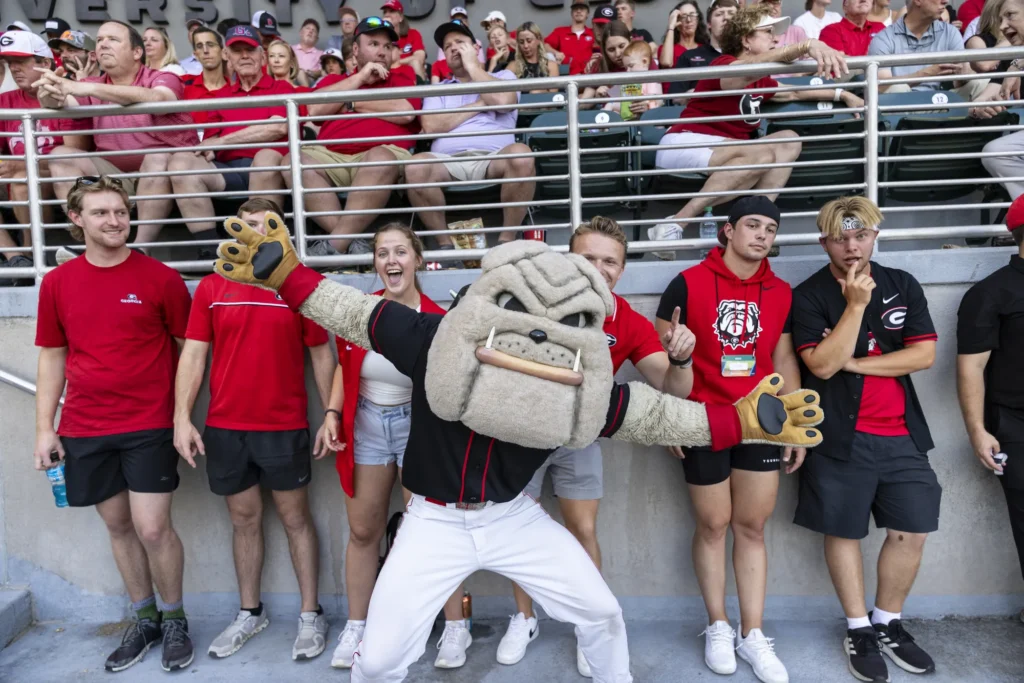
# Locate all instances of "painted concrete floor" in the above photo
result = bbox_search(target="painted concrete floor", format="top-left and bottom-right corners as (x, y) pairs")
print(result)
(1, 616), (1022, 682)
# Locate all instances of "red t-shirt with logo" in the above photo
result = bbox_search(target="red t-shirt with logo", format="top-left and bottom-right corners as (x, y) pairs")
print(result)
(397, 29), (425, 58)
(206, 75), (295, 162)
(668, 54), (777, 139)
(0, 89), (83, 156)
(186, 276), (328, 431)
(314, 67), (422, 154)
(605, 293), (664, 373)
(35, 251), (193, 437)
(854, 331), (911, 436)
(545, 26), (597, 74)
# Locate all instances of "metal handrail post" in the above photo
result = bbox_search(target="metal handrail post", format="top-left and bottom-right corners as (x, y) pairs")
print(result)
(865, 62), (880, 206)
(21, 114), (46, 284)
(286, 100), (308, 262)
(566, 82), (583, 230)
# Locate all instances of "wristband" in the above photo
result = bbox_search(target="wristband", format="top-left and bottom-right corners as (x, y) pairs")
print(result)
(669, 355), (693, 368)
(325, 409), (341, 419)
(833, 88), (842, 102)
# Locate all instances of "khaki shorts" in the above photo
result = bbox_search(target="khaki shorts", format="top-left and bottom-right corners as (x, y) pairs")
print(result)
(303, 144), (412, 187)
(89, 156), (138, 196)
(428, 150), (497, 182)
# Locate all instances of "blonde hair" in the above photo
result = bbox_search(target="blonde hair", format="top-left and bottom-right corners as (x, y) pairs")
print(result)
(267, 39), (301, 83)
(622, 40), (652, 63)
(816, 196), (884, 240)
(144, 27), (179, 70)
(569, 216), (628, 258)
(512, 22), (557, 77)
(979, 0), (1004, 40)
(719, 4), (774, 56)
(66, 176), (131, 242)
(238, 198), (283, 217)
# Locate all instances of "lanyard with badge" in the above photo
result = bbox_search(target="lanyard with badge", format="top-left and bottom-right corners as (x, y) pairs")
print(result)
(714, 276), (763, 377)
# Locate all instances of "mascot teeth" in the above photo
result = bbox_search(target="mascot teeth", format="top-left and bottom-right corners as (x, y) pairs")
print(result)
(573, 349), (581, 373)
(485, 326), (495, 350)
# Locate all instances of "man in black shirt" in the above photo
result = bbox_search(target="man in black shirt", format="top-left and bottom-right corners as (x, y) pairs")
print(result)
(213, 213), (823, 683)
(614, 0), (657, 51)
(790, 197), (940, 683)
(956, 196), (1024, 623)
(667, 0), (738, 99)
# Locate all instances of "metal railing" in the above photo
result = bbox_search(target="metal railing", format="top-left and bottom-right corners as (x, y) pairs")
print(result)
(1, 46), (1022, 283)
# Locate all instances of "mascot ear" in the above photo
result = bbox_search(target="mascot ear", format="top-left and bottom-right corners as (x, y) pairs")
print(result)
(448, 284), (471, 311)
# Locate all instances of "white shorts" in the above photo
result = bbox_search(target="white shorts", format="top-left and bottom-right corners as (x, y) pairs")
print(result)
(429, 150), (497, 182)
(655, 132), (728, 174)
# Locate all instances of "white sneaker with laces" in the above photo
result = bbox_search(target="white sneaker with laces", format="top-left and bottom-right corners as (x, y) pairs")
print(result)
(648, 216), (684, 261)
(496, 612), (539, 665)
(434, 620), (472, 669)
(576, 641), (593, 678)
(330, 621), (364, 669)
(207, 609), (269, 658)
(701, 620), (737, 674)
(736, 628), (789, 683)
(293, 611), (329, 660)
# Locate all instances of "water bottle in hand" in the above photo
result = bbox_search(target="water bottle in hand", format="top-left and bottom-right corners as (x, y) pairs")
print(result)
(699, 207), (717, 259)
(46, 452), (68, 508)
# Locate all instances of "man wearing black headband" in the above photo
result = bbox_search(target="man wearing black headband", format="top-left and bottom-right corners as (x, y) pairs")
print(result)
(655, 195), (801, 682)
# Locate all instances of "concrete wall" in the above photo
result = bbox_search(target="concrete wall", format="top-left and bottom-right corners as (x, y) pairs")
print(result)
(0, 248), (1021, 624)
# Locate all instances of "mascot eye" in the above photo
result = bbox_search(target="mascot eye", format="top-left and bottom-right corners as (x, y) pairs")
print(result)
(497, 292), (528, 313)
(558, 312), (589, 328)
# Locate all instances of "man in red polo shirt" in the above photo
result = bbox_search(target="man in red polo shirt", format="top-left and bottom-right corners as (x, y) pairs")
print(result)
(183, 26), (227, 125)
(174, 197), (336, 662)
(820, 0), (885, 56)
(280, 16), (421, 257)
(166, 25), (294, 259)
(545, 2), (596, 75)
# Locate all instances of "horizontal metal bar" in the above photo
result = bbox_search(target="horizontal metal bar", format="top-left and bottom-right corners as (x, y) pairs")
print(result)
(306, 197), (567, 217)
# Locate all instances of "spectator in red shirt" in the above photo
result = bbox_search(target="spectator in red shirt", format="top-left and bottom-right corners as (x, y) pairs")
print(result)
(958, 0), (985, 31)
(174, 197), (335, 662)
(267, 39), (312, 87)
(182, 27), (227, 125)
(381, 0), (427, 79)
(650, 5), (859, 238)
(659, 1), (710, 69)
(281, 16), (422, 257)
(33, 176), (195, 674)
(166, 25), (294, 259)
(545, 2), (597, 74)
(33, 21), (199, 246)
(819, 0), (886, 56)
(0, 32), (86, 282)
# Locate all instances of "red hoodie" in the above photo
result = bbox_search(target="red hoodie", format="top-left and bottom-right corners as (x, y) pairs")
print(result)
(659, 247), (792, 405)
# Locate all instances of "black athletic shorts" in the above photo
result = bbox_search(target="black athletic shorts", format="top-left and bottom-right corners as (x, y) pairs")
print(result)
(681, 444), (782, 486)
(62, 428), (179, 507)
(794, 432), (942, 540)
(204, 427), (311, 496)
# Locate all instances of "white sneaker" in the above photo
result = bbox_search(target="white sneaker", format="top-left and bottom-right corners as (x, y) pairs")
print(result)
(576, 641), (593, 678)
(207, 609), (269, 658)
(496, 612), (539, 665)
(292, 610), (329, 660)
(55, 247), (78, 265)
(434, 620), (472, 669)
(330, 621), (364, 669)
(701, 620), (737, 674)
(648, 216), (684, 261)
(736, 628), (789, 683)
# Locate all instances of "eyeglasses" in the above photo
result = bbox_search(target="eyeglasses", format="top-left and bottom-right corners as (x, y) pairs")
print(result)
(679, 13), (699, 20)
(72, 175), (123, 190)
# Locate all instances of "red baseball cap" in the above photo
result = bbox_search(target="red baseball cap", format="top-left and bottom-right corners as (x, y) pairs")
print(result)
(1006, 195), (1024, 232)
(381, 0), (404, 12)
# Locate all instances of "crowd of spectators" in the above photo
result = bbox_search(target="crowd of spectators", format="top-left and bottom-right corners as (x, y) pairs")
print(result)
(0, 0), (1022, 281)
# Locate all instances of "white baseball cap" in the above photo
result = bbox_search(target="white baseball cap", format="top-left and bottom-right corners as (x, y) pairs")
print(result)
(754, 14), (791, 34)
(450, 6), (469, 17)
(481, 11), (507, 28)
(0, 30), (54, 59)
(5, 21), (31, 32)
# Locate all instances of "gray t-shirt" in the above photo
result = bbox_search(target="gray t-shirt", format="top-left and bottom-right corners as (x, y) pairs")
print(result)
(867, 17), (964, 91)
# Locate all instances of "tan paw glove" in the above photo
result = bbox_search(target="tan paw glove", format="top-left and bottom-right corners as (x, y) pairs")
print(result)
(215, 212), (299, 291)
(734, 373), (824, 448)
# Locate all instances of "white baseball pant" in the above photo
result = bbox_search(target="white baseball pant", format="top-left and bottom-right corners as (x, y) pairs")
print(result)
(351, 492), (633, 682)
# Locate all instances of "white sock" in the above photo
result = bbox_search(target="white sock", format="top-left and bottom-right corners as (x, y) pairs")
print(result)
(847, 616), (872, 630)
(446, 619), (467, 628)
(871, 608), (901, 626)
(346, 619), (366, 629)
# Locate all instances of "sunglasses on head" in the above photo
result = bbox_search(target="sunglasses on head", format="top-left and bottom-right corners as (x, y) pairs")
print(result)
(364, 16), (393, 28)
(73, 175), (123, 190)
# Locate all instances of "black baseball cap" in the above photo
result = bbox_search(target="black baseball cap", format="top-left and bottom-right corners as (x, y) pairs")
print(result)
(225, 24), (261, 48)
(593, 5), (616, 23)
(434, 19), (475, 48)
(253, 10), (281, 36)
(41, 17), (71, 36)
(355, 16), (400, 42)
(571, 1), (590, 8)
(723, 196), (782, 245)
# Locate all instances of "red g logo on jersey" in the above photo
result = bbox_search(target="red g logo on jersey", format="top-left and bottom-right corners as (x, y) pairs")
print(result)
(713, 300), (762, 349)
(606, 332), (617, 347)
(403, 44), (412, 53)
(882, 306), (907, 330)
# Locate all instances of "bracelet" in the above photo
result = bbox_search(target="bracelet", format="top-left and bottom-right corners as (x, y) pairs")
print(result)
(833, 88), (843, 102)
(325, 408), (341, 419)
(669, 356), (693, 368)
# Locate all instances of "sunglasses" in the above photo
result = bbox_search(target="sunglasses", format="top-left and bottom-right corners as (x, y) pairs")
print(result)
(363, 16), (394, 28)
(72, 175), (123, 190)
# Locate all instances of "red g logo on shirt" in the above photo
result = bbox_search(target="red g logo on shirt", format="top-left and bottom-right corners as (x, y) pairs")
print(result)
(882, 306), (907, 330)
(606, 332), (617, 347)
(403, 44), (412, 53)
(714, 300), (762, 349)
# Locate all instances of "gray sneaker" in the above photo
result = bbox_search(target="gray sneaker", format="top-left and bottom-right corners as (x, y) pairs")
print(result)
(0, 255), (32, 287)
(293, 610), (329, 660)
(306, 236), (372, 256)
(207, 609), (269, 658)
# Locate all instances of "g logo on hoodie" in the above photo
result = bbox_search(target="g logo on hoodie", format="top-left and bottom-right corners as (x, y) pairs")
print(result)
(714, 300), (762, 349)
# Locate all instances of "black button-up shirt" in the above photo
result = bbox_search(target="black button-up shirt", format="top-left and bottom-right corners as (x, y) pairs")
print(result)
(957, 255), (1024, 411)
(368, 300), (631, 503)
(791, 263), (937, 460)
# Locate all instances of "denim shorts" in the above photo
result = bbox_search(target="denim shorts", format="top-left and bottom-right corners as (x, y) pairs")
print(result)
(352, 396), (412, 468)
(523, 441), (604, 500)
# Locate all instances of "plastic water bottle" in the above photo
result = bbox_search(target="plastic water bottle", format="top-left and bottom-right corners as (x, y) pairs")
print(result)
(46, 452), (68, 508)
(699, 207), (717, 259)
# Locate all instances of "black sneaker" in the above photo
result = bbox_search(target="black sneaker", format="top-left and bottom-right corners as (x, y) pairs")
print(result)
(0, 255), (33, 287)
(104, 616), (162, 672)
(844, 626), (889, 682)
(161, 617), (195, 672)
(873, 619), (935, 674)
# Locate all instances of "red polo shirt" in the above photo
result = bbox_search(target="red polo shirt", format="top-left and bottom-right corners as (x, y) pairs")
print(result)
(605, 294), (664, 373)
(545, 25), (596, 74)
(819, 17), (885, 57)
(206, 75), (295, 162)
(314, 67), (422, 154)
(183, 72), (225, 124)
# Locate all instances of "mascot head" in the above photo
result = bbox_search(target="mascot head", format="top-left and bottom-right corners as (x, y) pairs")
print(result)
(425, 241), (615, 449)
